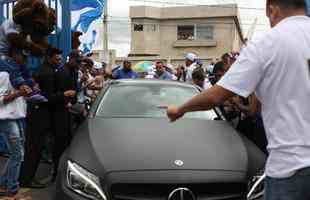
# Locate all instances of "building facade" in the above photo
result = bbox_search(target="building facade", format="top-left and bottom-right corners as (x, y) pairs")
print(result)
(116, 4), (244, 67)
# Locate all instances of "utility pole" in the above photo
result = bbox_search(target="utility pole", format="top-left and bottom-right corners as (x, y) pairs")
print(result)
(60, 0), (71, 58)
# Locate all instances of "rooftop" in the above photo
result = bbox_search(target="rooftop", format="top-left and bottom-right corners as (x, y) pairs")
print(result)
(130, 4), (239, 20)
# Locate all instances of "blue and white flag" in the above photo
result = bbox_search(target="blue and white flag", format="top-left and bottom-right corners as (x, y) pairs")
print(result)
(71, 0), (104, 54)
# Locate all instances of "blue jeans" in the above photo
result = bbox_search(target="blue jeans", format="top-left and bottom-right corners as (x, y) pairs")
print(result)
(0, 119), (25, 194)
(265, 167), (310, 200)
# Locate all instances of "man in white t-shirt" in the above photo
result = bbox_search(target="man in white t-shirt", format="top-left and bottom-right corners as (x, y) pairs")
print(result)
(167, 0), (310, 199)
(184, 53), (199, 83)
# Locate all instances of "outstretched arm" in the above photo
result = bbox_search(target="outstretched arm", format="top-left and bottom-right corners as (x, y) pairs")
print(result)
(167, 85), (235, 122)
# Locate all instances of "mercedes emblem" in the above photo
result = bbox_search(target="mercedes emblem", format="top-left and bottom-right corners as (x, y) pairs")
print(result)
(174, 160), (184, 167)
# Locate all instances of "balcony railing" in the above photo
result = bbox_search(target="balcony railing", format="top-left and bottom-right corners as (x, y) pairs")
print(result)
(173, 39), (217, 47)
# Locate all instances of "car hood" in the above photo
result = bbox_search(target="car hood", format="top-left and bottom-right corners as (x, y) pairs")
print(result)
(75, 118), (248, 174)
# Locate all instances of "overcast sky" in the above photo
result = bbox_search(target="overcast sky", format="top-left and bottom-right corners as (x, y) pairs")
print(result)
(104, 0), (270, 56)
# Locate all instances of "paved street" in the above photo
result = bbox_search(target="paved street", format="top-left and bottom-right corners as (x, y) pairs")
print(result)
(0, 157), (54, 200)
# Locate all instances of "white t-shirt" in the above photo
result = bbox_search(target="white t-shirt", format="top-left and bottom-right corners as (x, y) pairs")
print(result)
(0, 72), (27, 119)
(218, 16), (310, 178)
(186, 63), (198, 83)
(204, 79), (212, 90)
(0, 19), (21, 54)
(206, 64), (215, 74)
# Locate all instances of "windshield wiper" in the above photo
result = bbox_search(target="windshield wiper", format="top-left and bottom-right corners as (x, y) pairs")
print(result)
(156, 105), (168, 109)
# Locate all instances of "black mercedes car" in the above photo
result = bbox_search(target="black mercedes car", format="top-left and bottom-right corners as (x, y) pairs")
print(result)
(56, 79), (266, 200)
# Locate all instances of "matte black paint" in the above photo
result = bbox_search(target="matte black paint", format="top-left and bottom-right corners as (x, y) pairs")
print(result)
(56, 80), (266, 200)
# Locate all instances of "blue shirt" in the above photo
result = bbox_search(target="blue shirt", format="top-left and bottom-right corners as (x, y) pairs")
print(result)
(112, 68), (139, 79)
(0, 20), (32, 89)
(0, 56), (34, 89)
(156, 71), (172, 80)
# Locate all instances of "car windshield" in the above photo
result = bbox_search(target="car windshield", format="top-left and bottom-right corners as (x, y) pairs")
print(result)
(96, 83), (218, 120)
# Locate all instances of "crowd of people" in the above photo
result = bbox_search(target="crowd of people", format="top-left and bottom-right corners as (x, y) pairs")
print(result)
(0, 1), (57, 199)
(0, 46), (110, 197)
(0, 35), (269, 199)
(1, 0), (309, 199)
(0, 2), (113, 194)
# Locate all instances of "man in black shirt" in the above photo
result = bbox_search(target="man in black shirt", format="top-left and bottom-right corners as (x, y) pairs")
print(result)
(56, 50), (81, 105)
(20, 48), (76, 186)
(51, 50), (82, 180)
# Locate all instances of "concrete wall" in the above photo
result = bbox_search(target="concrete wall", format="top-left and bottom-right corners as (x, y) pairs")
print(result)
(131, 17), (238, 59)
(91, 49), (116, 65)
(159, 17), (236, 59)
(131, 18), (161, 55)
(115, 5), (244, 68)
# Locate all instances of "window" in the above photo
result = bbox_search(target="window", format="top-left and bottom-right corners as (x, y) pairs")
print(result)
(147, 24), (157, 32)
(197, 25), (214, 40)
(134, 24), (144, 31)
(97, 84), (218, 120)
(177, 25), (194, 40)
(177, 25), (214, 40)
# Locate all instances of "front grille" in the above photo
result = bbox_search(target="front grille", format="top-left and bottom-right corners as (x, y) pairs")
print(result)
(111, 183), (246, 200)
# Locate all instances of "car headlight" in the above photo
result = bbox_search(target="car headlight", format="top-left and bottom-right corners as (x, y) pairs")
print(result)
(247, 171), (265, 200)
(67, 161), (107, 200)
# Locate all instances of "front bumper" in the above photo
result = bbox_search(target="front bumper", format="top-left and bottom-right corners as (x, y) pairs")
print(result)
(56, 176), (262, 200)
(55, 158), (261, 200)
(56, 172), (253, 200)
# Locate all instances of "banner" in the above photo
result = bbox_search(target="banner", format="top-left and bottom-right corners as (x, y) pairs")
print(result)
(71, 0), (105, 54)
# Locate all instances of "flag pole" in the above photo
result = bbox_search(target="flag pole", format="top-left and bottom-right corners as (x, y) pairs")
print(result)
(103, 0), (108, 59)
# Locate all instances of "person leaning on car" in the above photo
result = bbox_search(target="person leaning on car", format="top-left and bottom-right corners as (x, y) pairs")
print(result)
(167, 0), (310, 199)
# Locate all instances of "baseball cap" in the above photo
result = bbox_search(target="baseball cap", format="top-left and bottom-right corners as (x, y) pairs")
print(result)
(93, 61), (103, 70)
(185, 53), (197, 62)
